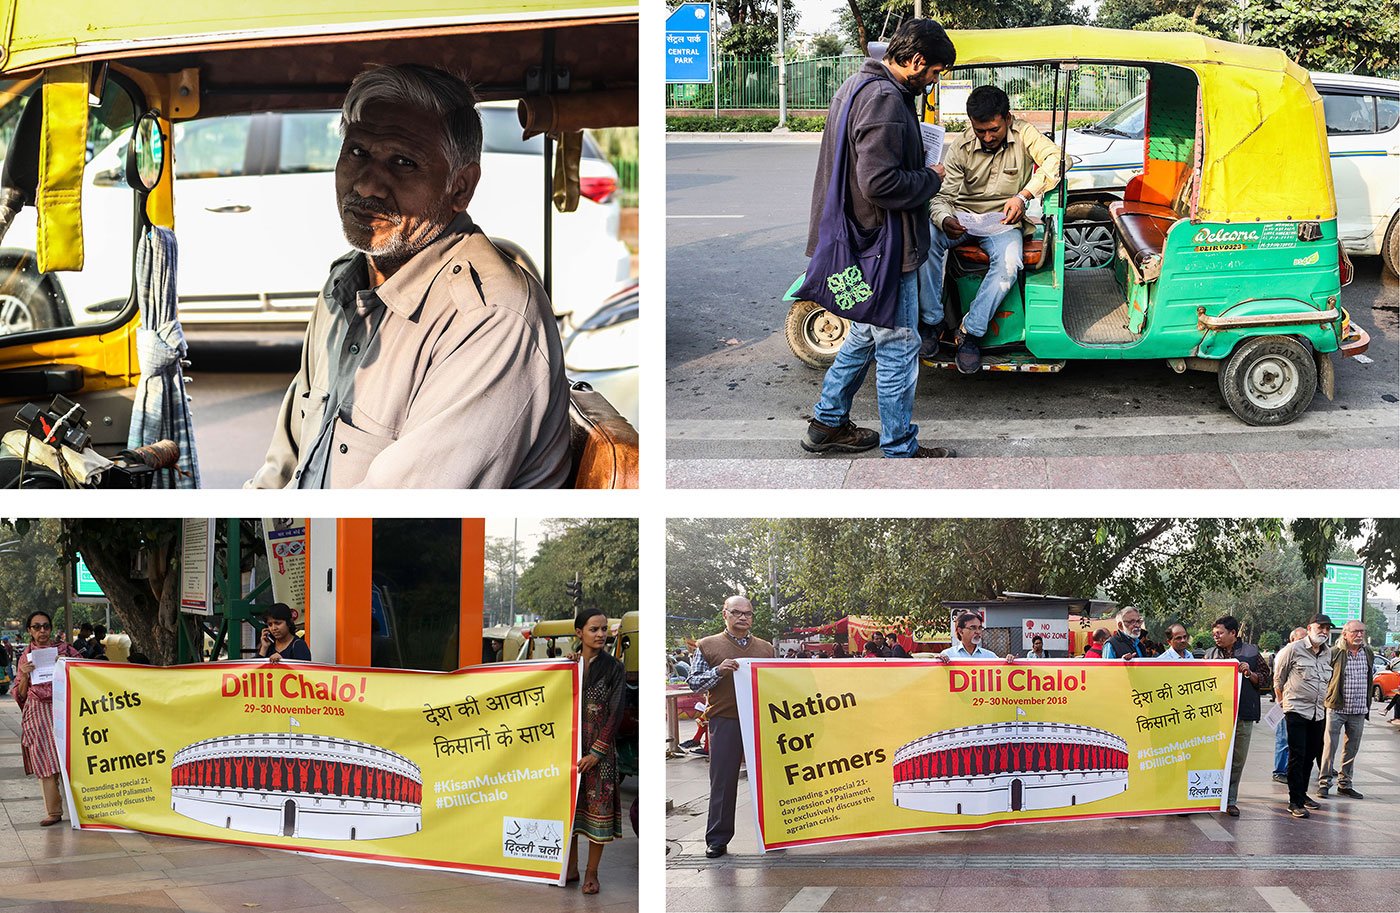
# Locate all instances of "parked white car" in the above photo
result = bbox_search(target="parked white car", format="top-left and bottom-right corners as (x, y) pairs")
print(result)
(563, 278), (638, 427)
(1062, 71), (1400, 275)
(0, 102), (631, 335)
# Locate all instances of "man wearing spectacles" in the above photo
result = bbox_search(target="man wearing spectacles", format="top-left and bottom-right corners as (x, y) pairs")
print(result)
(1102, 606), (1148, 659)
(686, 596), (775, 859)
(935, 612), (1016, 662)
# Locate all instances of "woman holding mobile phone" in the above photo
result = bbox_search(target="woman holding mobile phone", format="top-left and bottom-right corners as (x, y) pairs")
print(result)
(257, 604), (312, 664)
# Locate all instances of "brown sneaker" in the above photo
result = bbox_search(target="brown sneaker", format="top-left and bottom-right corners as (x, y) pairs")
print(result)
(802, 419), (880, 454)
(912, 446), (956, 458)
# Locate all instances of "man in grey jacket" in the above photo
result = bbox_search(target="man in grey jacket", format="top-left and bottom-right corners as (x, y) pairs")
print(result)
(247, 65), (570, 488)
(1273, 614), (1335, 818)
(800, 19), (958, 460)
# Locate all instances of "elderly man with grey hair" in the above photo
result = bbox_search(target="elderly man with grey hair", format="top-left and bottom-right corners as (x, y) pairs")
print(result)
(1317, 619), (1373, 800)
(686, 596), (775, 858)
(248, 64), (570, 488)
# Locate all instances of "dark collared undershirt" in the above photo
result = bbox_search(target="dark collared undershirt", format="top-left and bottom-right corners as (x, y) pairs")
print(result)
(296, 255), (386, 489)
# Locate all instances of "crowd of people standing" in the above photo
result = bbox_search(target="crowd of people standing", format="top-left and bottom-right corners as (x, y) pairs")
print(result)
(682, 597), (1393, 855)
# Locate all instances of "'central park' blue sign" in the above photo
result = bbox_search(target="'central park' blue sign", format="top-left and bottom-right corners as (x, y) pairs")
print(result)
(667, 3), (712, 84)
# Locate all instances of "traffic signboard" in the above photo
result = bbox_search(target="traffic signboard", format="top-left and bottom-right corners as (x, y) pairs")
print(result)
(667, 3), (712, 84)
(1318, 560), (1366, 627)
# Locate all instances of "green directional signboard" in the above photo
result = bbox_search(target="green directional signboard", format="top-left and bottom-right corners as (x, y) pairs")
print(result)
(73, 553), (106, 601)
(1318, 561), (1365, 627)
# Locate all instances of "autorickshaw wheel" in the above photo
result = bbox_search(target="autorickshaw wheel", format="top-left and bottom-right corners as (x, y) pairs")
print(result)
(785, 299), (848, 368)
(1063, 202), (1115, 270)
(1383, 213), (1399, 279)
(1218, 336), (1317, 426)
(0, 267), (60, 335)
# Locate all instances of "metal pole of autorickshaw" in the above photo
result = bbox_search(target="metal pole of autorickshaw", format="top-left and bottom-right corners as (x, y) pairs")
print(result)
(773, 1), (788, 133)
(543, 32), (555, 303)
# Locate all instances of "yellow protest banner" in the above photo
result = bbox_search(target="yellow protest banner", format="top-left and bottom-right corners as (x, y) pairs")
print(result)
(52, 659), (579, 882)
(733, 658), (1240, 851)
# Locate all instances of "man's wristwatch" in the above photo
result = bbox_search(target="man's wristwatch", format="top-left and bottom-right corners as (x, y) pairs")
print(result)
(1018, 191), (1033, 203)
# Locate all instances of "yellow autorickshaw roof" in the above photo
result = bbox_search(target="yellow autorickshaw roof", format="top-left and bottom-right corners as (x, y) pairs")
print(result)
(1, 1), (633, 71)
(946, 26), (1335, 222)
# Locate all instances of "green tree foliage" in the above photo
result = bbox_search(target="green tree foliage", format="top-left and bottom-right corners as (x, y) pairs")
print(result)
(56, 520), (184, 664)
(483, 536), (519, 626)
(1095, 0), (1234, 36)
(516, 520), (639, 621)
(1133, 13), (1224, 37)
(664, 519), (1285, 640)
(663, 519), (800, 644)
(0, 518), (64, 629)
(1242, 0), (1398, 76)
(1258, 631), (1283, 651)
(1363, 601), (1390, 646)
(1290, 519), (1400, 586)
(810, 31), (848, 57)
(1189, 538), (1316, 646)
(839, 0), (1088, 53)
(718, 0), (800, 56)
(0, 519), (274, 664)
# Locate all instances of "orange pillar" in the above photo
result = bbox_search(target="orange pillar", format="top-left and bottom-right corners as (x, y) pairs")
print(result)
(336, 519), (373, 667)
(459, 519), (485, 668)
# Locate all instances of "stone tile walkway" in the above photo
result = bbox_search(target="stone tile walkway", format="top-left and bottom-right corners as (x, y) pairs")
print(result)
(667, 715), (1400, 912)
(0, 699), (637, 913)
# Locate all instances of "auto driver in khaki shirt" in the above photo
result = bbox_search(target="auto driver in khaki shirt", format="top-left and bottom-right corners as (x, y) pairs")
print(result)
(246, 64), (570, 489)
(926, 85), (1062, 374)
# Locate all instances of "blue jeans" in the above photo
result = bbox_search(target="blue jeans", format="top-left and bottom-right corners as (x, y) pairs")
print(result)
(917, 255), (944, 328)
(1273, 716), (1289, 776)
(926, 224), (1024, 337)
(812, 269), (920, 457)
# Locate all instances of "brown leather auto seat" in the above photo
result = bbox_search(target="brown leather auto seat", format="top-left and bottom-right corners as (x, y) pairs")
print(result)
(952, 238), (1045, 269)
(1108, 200), (1178, 268)
(567, 383), (638, 489)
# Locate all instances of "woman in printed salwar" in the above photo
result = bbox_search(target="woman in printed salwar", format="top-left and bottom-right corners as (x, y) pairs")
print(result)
(567, 606), (626, 895)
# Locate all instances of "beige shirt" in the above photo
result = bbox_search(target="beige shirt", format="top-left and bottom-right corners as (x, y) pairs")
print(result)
(1273, 639), (1333, 721)
(930, 117), (1064, 236)
(246, 214), (570, 489)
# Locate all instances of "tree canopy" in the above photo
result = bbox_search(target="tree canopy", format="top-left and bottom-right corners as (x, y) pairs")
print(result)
(666, 519), (1400, 647)
(516, 519), (639, 621)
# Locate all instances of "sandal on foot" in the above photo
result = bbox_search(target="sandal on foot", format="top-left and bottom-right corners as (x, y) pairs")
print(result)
(39, 815), (62, 827)
(582, 869), (600, 895)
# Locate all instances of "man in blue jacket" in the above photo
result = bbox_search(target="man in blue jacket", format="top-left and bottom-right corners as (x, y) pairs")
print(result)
(801, 19), (958, 459)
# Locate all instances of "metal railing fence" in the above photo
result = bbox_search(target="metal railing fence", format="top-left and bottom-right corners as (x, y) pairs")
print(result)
(610, 157), (638, 208)
(667, 56), (1147, 113)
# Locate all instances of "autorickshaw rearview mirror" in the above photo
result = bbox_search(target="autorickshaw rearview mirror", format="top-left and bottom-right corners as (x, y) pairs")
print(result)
(126, 111), (164, 192)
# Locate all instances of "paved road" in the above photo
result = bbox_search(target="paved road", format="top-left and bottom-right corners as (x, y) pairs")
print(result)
(666, 713), (1399, 912)
(185, 335), (300, 489)
(666, 138), (1399, 488)
(0, 697), (638, 913)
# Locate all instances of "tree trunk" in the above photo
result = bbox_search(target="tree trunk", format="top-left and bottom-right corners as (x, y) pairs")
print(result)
(846, 0), (870, 55)
(67, 531), (181, 665)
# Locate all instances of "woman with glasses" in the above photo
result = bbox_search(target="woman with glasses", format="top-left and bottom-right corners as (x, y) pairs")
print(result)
(13, 610), (83, 826)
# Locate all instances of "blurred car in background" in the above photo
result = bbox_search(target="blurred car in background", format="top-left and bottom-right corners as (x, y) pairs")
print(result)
(1, 99), (631, 335)
(1374, 655), (1400, 704)
(1062, 72), (1400, 274)
(564, 278), (638, 427)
